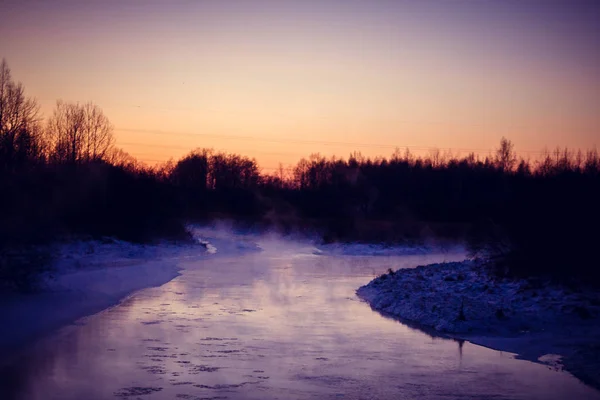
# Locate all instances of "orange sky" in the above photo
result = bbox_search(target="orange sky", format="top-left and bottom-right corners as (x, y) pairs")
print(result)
(1, 1), (598, 169)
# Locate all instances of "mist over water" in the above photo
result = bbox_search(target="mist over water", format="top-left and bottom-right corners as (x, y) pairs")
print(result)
(0, 232), (596, 400)
(1, 1), (599, 397)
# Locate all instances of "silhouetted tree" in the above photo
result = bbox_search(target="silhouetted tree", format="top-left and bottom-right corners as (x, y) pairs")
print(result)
(107, 148), (139, 171)
(172, 149), (210, 191)
(0, 59), (43, 171)
(47, 100), (114, 164)
(2, 55), (600, 289)
(495, 137), (517, 172)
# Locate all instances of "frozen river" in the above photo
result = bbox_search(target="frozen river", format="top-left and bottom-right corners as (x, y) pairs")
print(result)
(1, 235), (597, 400)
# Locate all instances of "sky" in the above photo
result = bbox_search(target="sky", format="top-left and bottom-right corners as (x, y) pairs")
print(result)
(1, 0), (599, 169)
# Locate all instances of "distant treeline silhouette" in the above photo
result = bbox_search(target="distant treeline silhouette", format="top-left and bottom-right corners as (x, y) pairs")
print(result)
(1, 58), (600, 289)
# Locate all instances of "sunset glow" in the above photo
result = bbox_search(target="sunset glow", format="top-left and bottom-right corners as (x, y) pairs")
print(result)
(1, 0), (598, 168)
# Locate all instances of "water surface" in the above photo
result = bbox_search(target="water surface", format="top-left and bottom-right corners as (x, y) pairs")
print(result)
(1, 236), (597, 400)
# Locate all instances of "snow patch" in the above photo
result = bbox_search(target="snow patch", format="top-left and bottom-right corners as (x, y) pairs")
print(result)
(357, 259), (600, 389)
(0, 239), (206, 357)
(315, 242), (464, 257)
(197, 239), (217, 254)
(538, 354), (564, 370)
(357, 260), (600, 335)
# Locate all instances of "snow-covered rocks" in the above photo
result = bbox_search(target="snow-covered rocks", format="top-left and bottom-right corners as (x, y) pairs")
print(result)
(357, 260), (600, 335)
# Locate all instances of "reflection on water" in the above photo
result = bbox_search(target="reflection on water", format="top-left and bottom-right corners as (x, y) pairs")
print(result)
(0, 238), (598, 400)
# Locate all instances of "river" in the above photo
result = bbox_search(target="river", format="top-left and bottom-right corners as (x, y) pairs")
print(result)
(0, 235), (597, 400)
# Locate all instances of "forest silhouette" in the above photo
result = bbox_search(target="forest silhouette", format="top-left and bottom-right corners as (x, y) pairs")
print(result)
(1, 59), (599, 289)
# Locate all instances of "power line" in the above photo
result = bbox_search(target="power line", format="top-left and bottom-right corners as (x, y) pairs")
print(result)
(100, 102), (559, 134)
(115, 127), (549, 155)
(119, 130), (564, 169)
(116, 141), (306, 158)
(120, 141), (492, 167)
(115, 128), (494, 152)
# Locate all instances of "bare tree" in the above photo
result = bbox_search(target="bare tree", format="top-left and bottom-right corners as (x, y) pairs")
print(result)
(107, 147), (139, 170)
(276, 162), (287, 187)
(429, 148), (441, 168)
(495, 137), (517, 172)
(82, 102), (114, 161)
(0, 59), (43, 170)
(48, 100), (83, 164)
(47, 100), (114, 164)
(293, 158), (310, 189)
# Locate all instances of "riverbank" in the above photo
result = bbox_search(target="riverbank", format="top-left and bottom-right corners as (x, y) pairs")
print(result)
(0, 237), (207, 361)
(357, 260), (600, 390)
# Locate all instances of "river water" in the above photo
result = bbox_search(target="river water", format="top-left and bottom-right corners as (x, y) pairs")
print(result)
(1, 235), (597, 400)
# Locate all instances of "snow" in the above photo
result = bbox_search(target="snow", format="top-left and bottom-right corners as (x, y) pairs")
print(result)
(314, 242), (465, 257)
(202, 241), (218, 254)
(357, 260), (600, 335)
(0, 237), (207, 358)
(3, 230), (599, 389)
(0, 226), (266, 360)
(356, 259), (600, 388)
(187, 225), (262, 255)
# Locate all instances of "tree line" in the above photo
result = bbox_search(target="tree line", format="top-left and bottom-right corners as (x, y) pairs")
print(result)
(1, 62), (117, 170)
(1, 58), (600, 289)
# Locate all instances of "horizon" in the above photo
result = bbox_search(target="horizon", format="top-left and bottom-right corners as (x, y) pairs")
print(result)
(1, 0), (599, 169)
(2, 3), (600, 397)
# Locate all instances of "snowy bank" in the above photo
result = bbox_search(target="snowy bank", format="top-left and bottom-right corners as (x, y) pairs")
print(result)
(357, 260), (600, 334)
(0, 238), (207, 360)
(314, 242), (465, 257)
(357, 260), (600, 388)
(0, 228), (264, 361)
